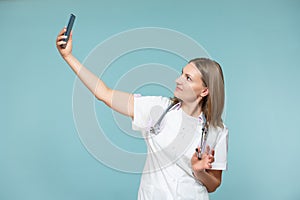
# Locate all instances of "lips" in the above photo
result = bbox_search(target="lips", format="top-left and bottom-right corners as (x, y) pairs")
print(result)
(175, 86), (183, 91)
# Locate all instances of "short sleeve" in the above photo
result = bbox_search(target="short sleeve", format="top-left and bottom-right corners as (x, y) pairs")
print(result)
(132, 95), (171, 131)
(212, 126), (228, 170)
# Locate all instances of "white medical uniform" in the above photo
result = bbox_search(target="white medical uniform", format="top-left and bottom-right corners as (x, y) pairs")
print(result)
(132, 95), (228, 200)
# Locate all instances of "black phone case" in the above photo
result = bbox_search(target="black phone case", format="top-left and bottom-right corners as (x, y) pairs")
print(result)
(61, 14), (76, 48)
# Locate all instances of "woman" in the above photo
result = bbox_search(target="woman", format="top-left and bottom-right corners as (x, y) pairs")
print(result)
(56, 27), (228, 200)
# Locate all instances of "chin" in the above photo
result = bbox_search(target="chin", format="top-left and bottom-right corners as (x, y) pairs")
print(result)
(173, 91), (178, 97)
(173, 91), (181, 99)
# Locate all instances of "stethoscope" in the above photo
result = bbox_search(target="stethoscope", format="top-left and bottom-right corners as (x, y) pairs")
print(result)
(149, 100), (181, 135)
(149, 98), (209, 160)
(197, 113), (208, 160)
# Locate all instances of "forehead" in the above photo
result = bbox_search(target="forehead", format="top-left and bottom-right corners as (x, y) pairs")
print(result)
(183, 63), (202, 78)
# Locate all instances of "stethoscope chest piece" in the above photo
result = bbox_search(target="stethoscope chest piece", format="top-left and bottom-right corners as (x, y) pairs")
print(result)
(149, 125), (160, 135)
(149, 101), (180, 135)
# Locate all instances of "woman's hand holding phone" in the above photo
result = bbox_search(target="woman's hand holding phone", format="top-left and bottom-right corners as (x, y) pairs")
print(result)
(56, 14), (76, 59)
(56, 27), (73, 59)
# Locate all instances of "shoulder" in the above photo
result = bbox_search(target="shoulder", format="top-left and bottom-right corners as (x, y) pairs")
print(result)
(133, 95), (171, 109)
(132, 95), (171, 131)
(210, 123), (228, 134)
(208, 123), (228, 143)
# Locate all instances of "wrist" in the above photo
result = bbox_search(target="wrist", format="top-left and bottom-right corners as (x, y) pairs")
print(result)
(62, 53), (73, 60)
(62, 53), (73, 62)
(192, 170), (205, 185)
(192, 169), (206, 180)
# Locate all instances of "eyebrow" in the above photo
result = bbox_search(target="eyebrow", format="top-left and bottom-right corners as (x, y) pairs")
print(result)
(182, 68), (193, 78)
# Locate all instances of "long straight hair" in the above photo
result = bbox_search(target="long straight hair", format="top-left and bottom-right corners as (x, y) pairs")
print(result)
(189, 58), (225, 128)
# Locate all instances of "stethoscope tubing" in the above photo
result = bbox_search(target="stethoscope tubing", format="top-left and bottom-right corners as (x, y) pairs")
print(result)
(149, 98), (209, 160)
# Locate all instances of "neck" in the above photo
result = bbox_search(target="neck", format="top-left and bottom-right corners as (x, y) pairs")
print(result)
(181, 101), (202, 118)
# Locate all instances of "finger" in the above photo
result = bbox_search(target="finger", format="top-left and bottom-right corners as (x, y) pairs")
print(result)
(191, 152), (198, 160)
(192, 152), (197, 158)
(191, 152), (199, 165)
(209, 156), (215, 163)
(211, 149), (215, 156)
(57, 35), (67, 42)
(57, 40), (67, 46)
(201, 153), (209, 161)
(57, 27), (67, 37)
(193, 152), (201, 161)
(205, 160), (213, 168)
(68, 30), (73, 42)
(205, 145), (210, 154)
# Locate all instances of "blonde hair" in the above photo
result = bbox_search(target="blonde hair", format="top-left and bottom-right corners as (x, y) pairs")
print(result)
(189, 58), (225, 128)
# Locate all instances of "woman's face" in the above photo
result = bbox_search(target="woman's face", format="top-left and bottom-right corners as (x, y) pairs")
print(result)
(174, 63), (208, 103)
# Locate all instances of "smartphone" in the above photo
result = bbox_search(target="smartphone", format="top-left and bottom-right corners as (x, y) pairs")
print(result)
(61, 14), (76, 48)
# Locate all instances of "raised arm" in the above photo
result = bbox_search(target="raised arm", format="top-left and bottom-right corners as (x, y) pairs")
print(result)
(56, 27), (134, 118)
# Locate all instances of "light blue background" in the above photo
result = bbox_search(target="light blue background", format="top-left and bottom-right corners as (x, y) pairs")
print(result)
(1, 0), (300, 200)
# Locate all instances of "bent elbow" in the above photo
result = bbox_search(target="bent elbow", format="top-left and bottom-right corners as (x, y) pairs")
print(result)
(207, 181), (221, 193)
(207, 188), (216, 193)
(95, 87), (112, 105)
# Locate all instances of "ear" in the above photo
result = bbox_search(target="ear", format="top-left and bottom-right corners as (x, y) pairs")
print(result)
(200, 88), (209, 98)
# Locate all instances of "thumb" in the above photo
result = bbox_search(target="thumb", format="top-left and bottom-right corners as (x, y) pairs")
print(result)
(205, 145), (210, 154)
(211, 149), (215, 156)
(69, 30), (73, 41)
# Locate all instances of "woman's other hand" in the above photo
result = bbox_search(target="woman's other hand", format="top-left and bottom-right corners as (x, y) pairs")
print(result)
(191, 148), (215, 172)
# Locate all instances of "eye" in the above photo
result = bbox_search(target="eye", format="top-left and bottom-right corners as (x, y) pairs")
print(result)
(186, 75), (192, 81)
(181, 69), (192, 81)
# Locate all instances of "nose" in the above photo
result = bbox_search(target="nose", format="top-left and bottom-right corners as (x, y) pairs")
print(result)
(176, 74), (184, 85)
(175, 76), (182, 85)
